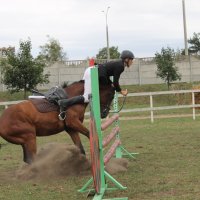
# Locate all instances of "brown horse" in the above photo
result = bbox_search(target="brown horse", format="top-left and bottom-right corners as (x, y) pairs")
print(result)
(0, 80), (115, 164)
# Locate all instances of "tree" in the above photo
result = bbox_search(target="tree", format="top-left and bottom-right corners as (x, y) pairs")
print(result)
(188, 32), (200, 55)
(155, 47), (181, 89)
(38, 35), (67, 63)
(96, 46), (120, 59)
(1, 39), (49, 98)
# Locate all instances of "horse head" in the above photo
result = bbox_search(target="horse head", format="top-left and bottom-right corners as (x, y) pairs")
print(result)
(99, 84), (115, 119)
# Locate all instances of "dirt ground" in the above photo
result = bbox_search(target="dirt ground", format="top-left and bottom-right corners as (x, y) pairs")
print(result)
(0, 143), (129, 182)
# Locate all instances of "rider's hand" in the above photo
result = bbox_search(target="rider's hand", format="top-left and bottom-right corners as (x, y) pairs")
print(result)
(120, 89), (128, 96)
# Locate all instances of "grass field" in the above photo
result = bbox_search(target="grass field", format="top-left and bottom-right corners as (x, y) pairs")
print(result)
(1, 117), (200, 200)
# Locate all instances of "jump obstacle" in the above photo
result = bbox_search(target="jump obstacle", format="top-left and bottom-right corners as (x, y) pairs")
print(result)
(111, 85), (138, 159)
(79, 66), (137, 199)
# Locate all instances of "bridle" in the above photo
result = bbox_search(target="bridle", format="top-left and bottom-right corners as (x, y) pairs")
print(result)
(99, 83), (127, 118)
(100, 95), (127, 118)
(100, 103), (111, 118)
(109, 95), (127, 113)
(110, 95), (127, 113)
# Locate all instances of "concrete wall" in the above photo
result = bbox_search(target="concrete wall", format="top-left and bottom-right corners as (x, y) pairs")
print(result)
(1, 56), (200, 91)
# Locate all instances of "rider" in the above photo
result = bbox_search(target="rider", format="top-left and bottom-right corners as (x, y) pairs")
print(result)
(58, 50), (135, 117)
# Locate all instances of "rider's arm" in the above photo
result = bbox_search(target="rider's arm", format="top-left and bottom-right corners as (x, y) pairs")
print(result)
(113, 66), (124, 92)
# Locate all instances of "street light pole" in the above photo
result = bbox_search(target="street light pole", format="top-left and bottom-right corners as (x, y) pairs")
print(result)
(182, 0), (188, 55)
(102, 7), (110, 61)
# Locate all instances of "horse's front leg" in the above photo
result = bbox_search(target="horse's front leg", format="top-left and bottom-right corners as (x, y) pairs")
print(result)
(65, 118), (90, 139)
(66, 129), (86, 155)
(64, 111), (89, 155)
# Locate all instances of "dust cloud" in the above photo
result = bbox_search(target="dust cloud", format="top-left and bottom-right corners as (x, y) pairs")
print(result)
(16, 143), (129, 181)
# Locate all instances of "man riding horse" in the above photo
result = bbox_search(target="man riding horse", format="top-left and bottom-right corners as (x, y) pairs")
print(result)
(58, 50), (134, 118)
(0, 50), (134, 164)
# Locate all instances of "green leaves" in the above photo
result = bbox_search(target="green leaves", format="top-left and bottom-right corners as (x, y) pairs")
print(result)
(38, 36), (67, 63)
(96, 46), (120, 59)
(1, 39), (50, 98)
(188, 32), (200, 54)
(155, 47), (181, 89)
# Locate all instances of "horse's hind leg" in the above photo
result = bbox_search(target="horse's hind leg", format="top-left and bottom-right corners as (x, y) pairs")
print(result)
(67, 129), (86, 155)
(21, 135), (37, 164)
(1, 133), (36, 164)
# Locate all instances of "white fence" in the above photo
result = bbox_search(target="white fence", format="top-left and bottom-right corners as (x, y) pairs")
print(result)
(0, 100), (24, 109)
(1, 90), (200, 123)
(117, 89), (200, 122)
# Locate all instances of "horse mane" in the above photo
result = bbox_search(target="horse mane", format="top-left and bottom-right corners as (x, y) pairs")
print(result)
(61, 80), (84, 88)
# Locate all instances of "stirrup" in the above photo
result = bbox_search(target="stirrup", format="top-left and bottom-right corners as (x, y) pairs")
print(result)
(58, 111), (66, 120)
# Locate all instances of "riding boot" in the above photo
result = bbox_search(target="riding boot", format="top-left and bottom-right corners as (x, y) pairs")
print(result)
(58, 95), (85, 120)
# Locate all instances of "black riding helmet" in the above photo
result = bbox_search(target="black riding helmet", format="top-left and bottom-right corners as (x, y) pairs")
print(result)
(120, 50), (134, 60)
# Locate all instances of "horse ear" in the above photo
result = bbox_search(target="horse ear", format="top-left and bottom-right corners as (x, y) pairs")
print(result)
(61, 81), (69, 88)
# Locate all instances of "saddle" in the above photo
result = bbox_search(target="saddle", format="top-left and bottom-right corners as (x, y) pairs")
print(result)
(30, 86), (68, 114)
(30, 98), (59, 113)
(44, 86), (68, 104)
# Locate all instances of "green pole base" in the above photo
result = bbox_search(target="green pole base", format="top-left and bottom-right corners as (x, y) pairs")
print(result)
(116, 145), (139, 159)
(78, 177), (93, 193)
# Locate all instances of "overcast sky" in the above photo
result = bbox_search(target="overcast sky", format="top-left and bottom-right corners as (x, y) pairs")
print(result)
(0, 0), (199, 59)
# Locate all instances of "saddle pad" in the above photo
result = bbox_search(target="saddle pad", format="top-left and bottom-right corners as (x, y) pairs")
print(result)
(30, 98), (59, 113)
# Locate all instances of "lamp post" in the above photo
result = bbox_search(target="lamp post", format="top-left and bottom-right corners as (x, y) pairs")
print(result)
(182, 0), (188, 55)
(102, 7), (110, 61)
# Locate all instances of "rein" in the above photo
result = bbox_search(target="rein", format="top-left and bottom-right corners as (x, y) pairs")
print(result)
(101, 95), (127, 116)
(110, 95), (127, 113)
